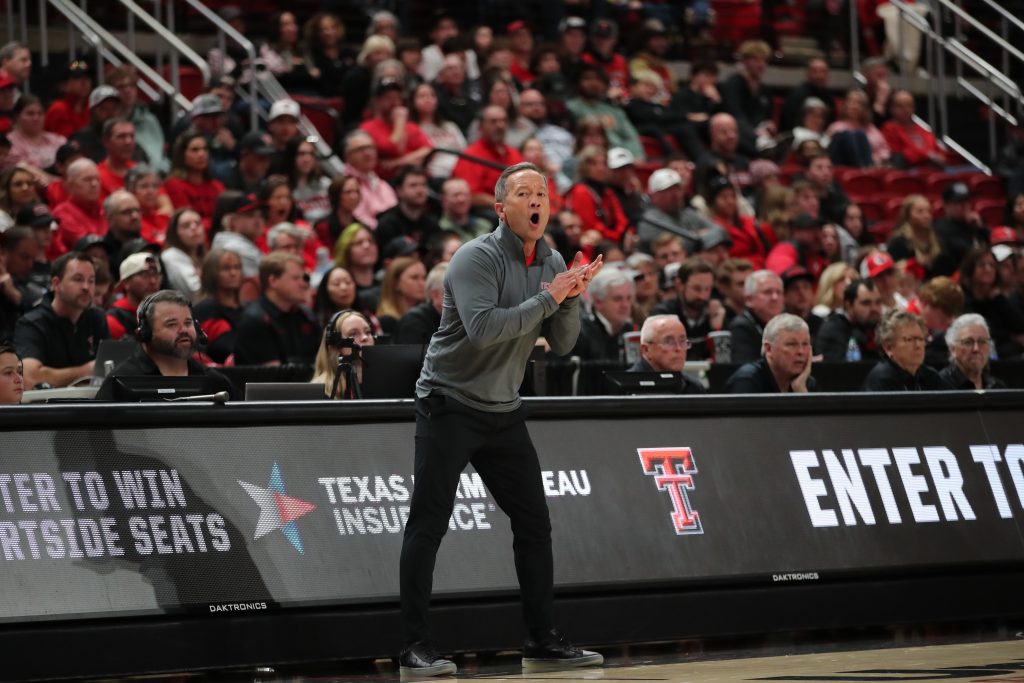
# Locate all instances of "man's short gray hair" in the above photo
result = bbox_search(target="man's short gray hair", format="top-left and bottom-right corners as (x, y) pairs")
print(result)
(626, 252), (655, 270)
(640, 314), (680, 343)
(426, 262), (447, 294)
(67, 158), (98, 182)
(342, 129), (374, 157)
(589, 266), (635, 301)
(0, 42), (26, 63)
(267, 222), (307, 249)
(945, 313), (990, 357)
(762, 312), (809, 349)
(103, 189), (135, 217)
(124, 163), (158, 192)
(878, 310), (926, 348)
(494, 162), (544, 203)
(745, 269), (782, 297)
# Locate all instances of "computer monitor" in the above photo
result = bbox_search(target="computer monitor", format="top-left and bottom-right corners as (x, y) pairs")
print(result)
(245, 383), (328, 401)
(91, 339), (139, 385)
(359, 344), (425, 399)
(109, 375), (217, 402)
(604, 371), (683, 396)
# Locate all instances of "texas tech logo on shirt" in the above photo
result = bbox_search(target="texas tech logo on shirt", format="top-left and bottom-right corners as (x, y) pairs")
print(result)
(637, 447), (703, 535)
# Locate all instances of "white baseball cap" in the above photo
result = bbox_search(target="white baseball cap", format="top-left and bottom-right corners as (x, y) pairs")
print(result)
(647, 168), (682, 194)
(269, 99), (301, 122)
(607, 147), (635, 170)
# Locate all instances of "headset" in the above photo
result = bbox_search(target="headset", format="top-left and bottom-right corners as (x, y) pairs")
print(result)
(325, 309), (361, 349)
(135, 292), (208, 346)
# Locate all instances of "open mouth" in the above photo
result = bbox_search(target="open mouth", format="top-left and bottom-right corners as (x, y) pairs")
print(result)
(529, 212), (540, 226)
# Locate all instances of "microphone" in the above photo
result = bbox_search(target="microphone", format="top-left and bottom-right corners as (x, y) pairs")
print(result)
(166, 391), (229, 403)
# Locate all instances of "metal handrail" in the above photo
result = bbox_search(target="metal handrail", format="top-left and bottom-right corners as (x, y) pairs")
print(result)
(46, 0), (192, 111)
(251, 72), (344, 175)
(931, 0), (1024, 72)
(178, 0), (258, 131)
(956, 0), (1024, 40)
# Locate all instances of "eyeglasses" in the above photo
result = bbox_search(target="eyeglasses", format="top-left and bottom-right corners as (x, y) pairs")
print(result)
(956, 337), (991, 348)
(898, 335), (927, 345)
(655, 337), (692, 350)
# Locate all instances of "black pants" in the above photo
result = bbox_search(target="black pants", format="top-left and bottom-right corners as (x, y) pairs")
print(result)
(400, 393), (554, 645)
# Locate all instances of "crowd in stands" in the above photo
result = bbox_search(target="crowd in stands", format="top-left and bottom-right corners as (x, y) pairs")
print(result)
(1, 2), (1023, 401)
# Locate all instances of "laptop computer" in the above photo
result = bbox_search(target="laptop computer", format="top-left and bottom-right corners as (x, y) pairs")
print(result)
(91, 339), (139, 385)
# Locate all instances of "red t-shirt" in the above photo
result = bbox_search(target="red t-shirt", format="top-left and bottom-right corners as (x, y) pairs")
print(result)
(44, 97), (90, 139)
(358, 117), (432, 181)
(51, 198), (106, 258)
(46, 180), (69, 207)
(451, 139), (525, 199)
(565, 182), (630, 242)
(97, 160), (136, 199)
(140, 209), (170, 247)
(163, 176), (226, 227)
(722, 215), (778, 270)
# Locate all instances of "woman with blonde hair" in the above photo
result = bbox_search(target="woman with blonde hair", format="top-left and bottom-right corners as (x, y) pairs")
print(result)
(887, 193), (946, 280)
(311, 309), (375, 399)
(812, 261), (858, 317)
(376, 255), (426, 336)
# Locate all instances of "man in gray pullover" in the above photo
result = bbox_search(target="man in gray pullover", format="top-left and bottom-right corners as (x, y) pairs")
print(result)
(399, 162), (604, 677)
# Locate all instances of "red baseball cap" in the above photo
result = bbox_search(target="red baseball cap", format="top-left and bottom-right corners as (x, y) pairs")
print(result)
(0, 70), (14, 90)
(859, 251), (894, 279)
(990, 226), (1021, 245)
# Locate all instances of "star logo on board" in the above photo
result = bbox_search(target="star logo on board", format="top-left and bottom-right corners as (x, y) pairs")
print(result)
(239, 462), (317, 554)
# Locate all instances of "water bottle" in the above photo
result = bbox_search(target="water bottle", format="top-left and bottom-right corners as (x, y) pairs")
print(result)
(309, 246), (333, 289)
(103, 360), (115, 377)
(845, 336), (862, 362)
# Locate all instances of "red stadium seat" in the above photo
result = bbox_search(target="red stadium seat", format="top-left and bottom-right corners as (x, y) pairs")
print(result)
(974, 199), (1007, 225)
(883, 171), (925, 196)
(635, 162), (662, 191)
(968, 175), (1005, 199)
(884, 196), (905, 218)
(868, 219), (896, 241)
(841, 171), (884, 196)
(160, 64), (205, 102)
(924, 172), (955, 197)
(290, 95), (342, 150)
(855, 198), (886, 221)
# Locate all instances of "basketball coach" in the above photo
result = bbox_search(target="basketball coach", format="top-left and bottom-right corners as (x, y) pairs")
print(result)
(398, 162), (604, 677)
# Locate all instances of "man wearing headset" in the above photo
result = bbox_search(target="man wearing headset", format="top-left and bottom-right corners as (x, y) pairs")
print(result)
(95, 289), (236, 400)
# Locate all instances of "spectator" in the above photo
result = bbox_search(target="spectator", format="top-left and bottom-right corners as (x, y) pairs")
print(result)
(0, 166), (39, 232)
(860, 57), (892, 126)
(367, 10), (399, 42)
(374, 166), (439, 255)
(0, 226), (44, 338)
(302, 12), (353, 98)
(14, 252), (109, 387)
(260, 11), (313, 93)
(433, 53), (479, 136)
(629, 19), (674, 98)
(376, 255), (426, 336)
(815, 278), (884, 362)
(360, 77), (432, 180)
(468, 75), (535, 150)
(107, 65), (165, 172)
(697, 113), (752, 191)
(258, 175), (302, 245)
(626, 70), (698, 162)
(451, 105), (524, 210)
(520, 138), (565, 213)
(221, 131), (274, 195)
(339, 131), (396, 232)
(419, 14), (477, 83)
(0, 42), (31, 88)
(340, 35), (396, 128)
(826, 89), (890, 167)
(781, 58), (835, 132)
(311, 309), (375, 399)
(334, 223), (381, 311)
(106, 251), (161, 339)
(519, 89), (575, 178)
(566, 64), (644, 162)
(210, 192), (264, 279)
(265, 99), (301, 173)
(571, 267), (637, 392)
(124, 164), (170, 246)
(629, 314), (705, 394)
(637, 168), (711, 254)
(410, 82), (467, 179)
(727, 269), (785, 363)
(724, 313), (813, 393)
(840, 202), (873, 253)
(0, 77), (14, 134)
(668, 60), (722, 161)
(627, 252), (659, 326)
(557, 16), (588, 87)
(100, 189), (144, 276)
(812, 262), (858, 318)
(790, 97), (831, 153)
(719, 40), (775, 157)
(717, 258), (755, 320)
(281, 136), (330, 226)
(14, 203), (56, 290)
(193, 247), (243, 364)
(933, 182), (987, 276)
(266, 222), (307, 256)
(0, 341), (23, 404)
(581, 19), (629, 97)
(565, 145), (631, 244)
(51, 158), (104, 258)
(960, 246), (1024, 359)
(651, 232), (687, 272)
(781, 265), (822, 342)
(651, 257), (723, 360)
(163, 130), (225, 227)
(914, 275), (965, 369)
(941, 313), (1006, 390)
(766, 212), (830, 282)
(438, 177), (491, 243)
(887, 194), (945, 281)
(161, 208), (206, 302)
(96, 118), (138, 197)
(706, 175), (776, 269)
(396, 262), (446, 345)
(234, 252), (319, 365)
(863, 310), (948, 391)
(44, 60), (92, 139)
(801, 153), (849, 225)
(882, 90), (945, 168)
(69, 86), (124, 163)
(3, 95), (66, 173)
(507, 21), (535, 86)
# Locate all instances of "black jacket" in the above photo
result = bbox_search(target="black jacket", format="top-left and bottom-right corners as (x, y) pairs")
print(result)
(862, 356), (951, 391)
(95, 346), (236, 400)
(815, 312), (881, 363)
(650, 298), (712, 360)
(724, 357), (815, 393)
(396, 302), (441, 345)
(938, 362), (1007, 390)
(726, 309), (767, 364)
(627, 358), (705, 394)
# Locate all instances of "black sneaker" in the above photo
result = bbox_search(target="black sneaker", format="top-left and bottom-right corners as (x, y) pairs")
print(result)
(522, 629), (604, 671)
(399, 641), (457, 678)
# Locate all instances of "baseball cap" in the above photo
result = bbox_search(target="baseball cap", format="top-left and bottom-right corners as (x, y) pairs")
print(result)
(269, 98), (301, 121)
(226, 193), (262, 215)
(749, 158), (780, 185)
(55, 140), (84, 166)
(75, 234), (112, 253)
(371, 77), (404, 98)
(383, 236), (419, 260)
(643, 18), (667, 35)
(607, 147), (635, 170)
(647, 168), (682, 194)
(591, 18), (618, 39)
(943, 181), (971, 203)
(190, 93), (224, 119)
(558, 16), (586, 33)
(0, 70), (13, 90)
(790, 212), (823, 230)
(700, 226), (733, 251)
(782, 265), (814, 288)
(238, 131), (276, 155)
(860, 251), (895, 279)
(507, 20), (529, 34)
(88, 85), (121, 109)
(992, 244), (1016, 263)
(119, 252), (161, 283)
(16, 203), (59, 230)
(65, 59), (90, 80)
(990, 226), (1021, 245)
(704, 174), (733, 203)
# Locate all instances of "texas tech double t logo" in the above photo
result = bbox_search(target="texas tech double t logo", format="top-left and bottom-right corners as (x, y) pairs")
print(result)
(637, 447), (703, 535)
